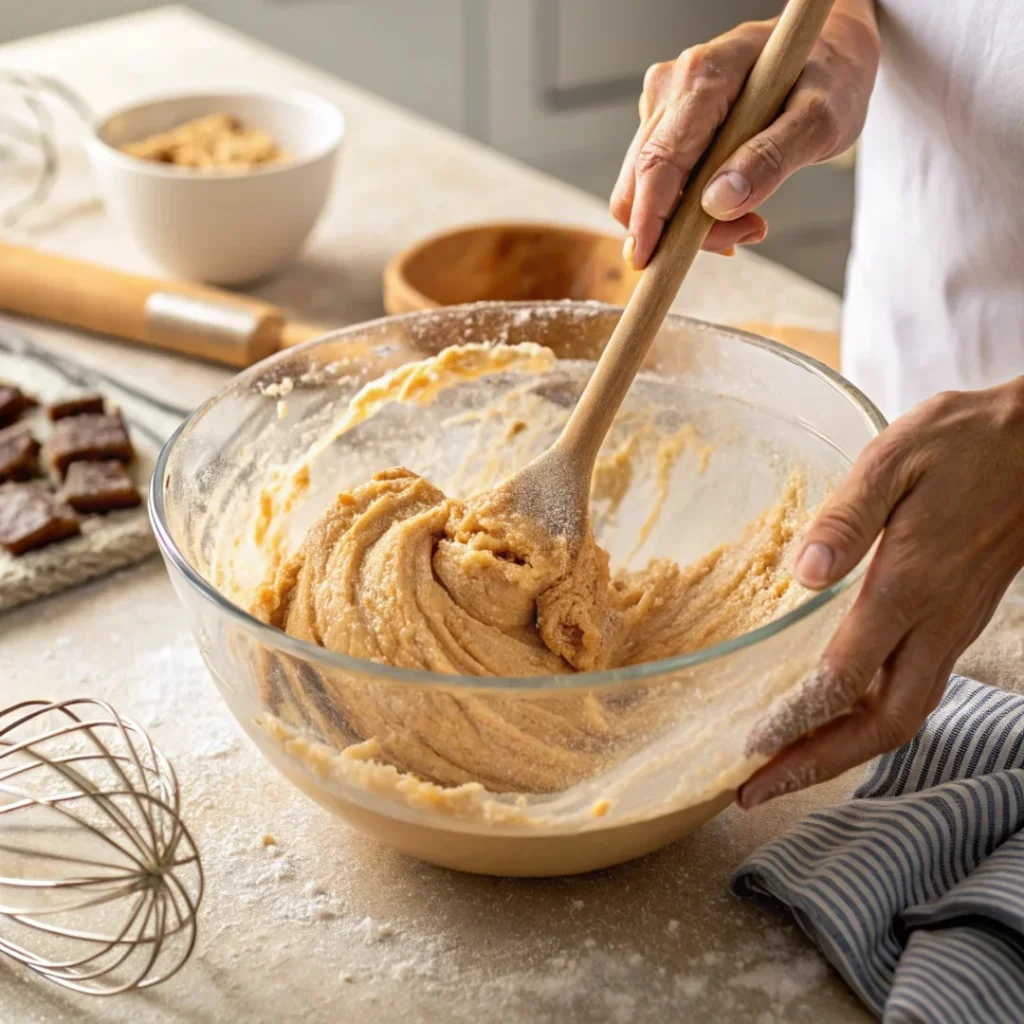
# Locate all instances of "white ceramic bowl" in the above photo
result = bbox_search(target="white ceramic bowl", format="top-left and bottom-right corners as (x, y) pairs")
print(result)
(88, 91), (344, 284)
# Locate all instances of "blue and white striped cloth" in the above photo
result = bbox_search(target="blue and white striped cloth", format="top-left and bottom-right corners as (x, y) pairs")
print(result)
(731, 676), (1024, 1023)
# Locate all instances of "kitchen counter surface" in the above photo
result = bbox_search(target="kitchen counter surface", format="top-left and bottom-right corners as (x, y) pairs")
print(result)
(1, 8), (1021, 1024)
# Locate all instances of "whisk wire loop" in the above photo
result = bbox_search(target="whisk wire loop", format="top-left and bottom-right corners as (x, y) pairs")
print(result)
(0, 698), (203, 994)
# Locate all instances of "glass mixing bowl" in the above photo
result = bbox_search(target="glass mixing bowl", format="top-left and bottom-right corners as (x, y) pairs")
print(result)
(151, 302), (885, 876)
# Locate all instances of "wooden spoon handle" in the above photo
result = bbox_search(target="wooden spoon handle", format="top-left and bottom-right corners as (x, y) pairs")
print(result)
(558, 0), (836, 467)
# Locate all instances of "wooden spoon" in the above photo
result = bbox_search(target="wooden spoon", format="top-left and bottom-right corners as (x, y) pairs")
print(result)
(497, 0), (837, 539)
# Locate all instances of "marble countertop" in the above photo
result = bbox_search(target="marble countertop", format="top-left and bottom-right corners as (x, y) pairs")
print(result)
(1, 8), (1020, 1024)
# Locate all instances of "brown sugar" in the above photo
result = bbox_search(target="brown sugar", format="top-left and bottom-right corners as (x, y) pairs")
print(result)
(47, 412), (134, 476)
(61, 460), (141, 513)
(120, 113), (289, 171)
(0, 424), (40, 483)
(0, 383), (38, 427)
(0, 482), (80, 556)
(47, 393), (106, 421)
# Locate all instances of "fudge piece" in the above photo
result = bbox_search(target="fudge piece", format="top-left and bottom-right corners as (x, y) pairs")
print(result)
(47, 412), (134, 475)
(47, 392), (106, 421)
(0, 423), (40, 482)
(0, 482), (80, 555)
(0, 383), (38, 426)
(61, 460), (141, 513)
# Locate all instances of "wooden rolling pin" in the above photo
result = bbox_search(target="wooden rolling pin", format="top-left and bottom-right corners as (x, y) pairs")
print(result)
(0, 244), (844, 373)
(0, 243), (329, 367)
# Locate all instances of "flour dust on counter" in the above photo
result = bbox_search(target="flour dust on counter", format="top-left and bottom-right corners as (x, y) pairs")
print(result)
(2, 566), (857, 1024)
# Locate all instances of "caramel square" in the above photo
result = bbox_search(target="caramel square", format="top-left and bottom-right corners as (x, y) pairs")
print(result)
(0, 383), (38, 426)
(47, 392), (106, 421)
(0, 482), (80, 555)
(61, 460), (141, 513)
(0, 423), (40, 483)
(48, 412), (134, 475)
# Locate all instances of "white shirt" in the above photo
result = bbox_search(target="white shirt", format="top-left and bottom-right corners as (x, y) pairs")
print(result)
(842, 0), (1024, 421)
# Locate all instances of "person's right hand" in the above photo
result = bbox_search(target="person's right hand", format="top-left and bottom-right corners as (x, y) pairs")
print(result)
(611, 0), (881, 268)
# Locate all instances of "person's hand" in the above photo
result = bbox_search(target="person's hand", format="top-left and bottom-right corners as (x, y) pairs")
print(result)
(610, 0), (880, 268)
(740, 377), (1024, 807)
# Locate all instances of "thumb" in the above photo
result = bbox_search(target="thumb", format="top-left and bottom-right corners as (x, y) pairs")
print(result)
(795, 439), (909, 590)
(702, 102), (836, 221)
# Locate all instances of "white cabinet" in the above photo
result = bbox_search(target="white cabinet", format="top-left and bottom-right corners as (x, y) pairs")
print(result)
(0, 1), (468, 131)
(207, 0), (468, 133)
(0, 1), (158, 42)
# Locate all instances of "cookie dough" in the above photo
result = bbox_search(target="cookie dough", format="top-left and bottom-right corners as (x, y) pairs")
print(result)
(250, 343), (812, 799)
(258, 467), (805, 678)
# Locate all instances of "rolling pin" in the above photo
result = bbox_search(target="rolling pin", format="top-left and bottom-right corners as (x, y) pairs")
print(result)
(0, 243), (329, 367)
(0, 243), (844, 373)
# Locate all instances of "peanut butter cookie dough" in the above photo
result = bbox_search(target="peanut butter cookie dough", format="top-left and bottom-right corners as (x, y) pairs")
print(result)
(258, 467), (807, 678)
(250, 343), (812, 803)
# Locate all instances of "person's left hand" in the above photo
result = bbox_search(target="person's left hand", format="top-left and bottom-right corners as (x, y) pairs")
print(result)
(739, 376), (1024, 808)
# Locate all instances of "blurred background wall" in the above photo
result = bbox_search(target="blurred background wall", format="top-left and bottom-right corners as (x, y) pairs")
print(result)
(0, 0), (855, 293)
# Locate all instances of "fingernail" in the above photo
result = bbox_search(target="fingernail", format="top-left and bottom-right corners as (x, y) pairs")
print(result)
(622, 235), (636, 268)
(740, 763), (819, 809)
(740, 776), (796, 809)
(795, 542), (834, 588)
(718, 245), (736, 258)
(702, 171), (752, 217)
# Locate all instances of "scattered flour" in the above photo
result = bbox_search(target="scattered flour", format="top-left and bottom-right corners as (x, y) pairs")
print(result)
(676, 974), (707, 998)
(355, 916), (396, 944)
(730, 953), (828, 1004)
(28, 554), (849, 1024)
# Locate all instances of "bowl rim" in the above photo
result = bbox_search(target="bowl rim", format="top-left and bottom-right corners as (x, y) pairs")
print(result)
(88, 88), (345, 181)
(150, 300), (888, 692)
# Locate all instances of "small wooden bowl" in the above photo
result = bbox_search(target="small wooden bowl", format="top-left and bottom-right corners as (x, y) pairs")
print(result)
(383, 221), (641, 315)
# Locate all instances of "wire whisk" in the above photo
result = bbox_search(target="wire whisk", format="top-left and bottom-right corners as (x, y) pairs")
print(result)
(0, 698), (203, 995)
(0, 70), (94, 228)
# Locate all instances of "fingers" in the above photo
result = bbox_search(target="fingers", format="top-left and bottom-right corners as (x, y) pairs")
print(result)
(627, 96), (729, 268)
(621, 210), (766, 260)
(740, 500), (1005, 808)
(612, 25), (772, 267)
(610, 112), (658, 229)
(744, 509), (942, 771)
(739, 636), (954, 809)
(702, 214), (768, 255)
(794, 432), (913, 590)
(610, 59), (675, 231)
(744, 548), (915, 762)
(701, 91), (843, 222)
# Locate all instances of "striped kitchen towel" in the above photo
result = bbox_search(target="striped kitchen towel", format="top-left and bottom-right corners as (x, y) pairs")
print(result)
(731, 676), (1024, 1023)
